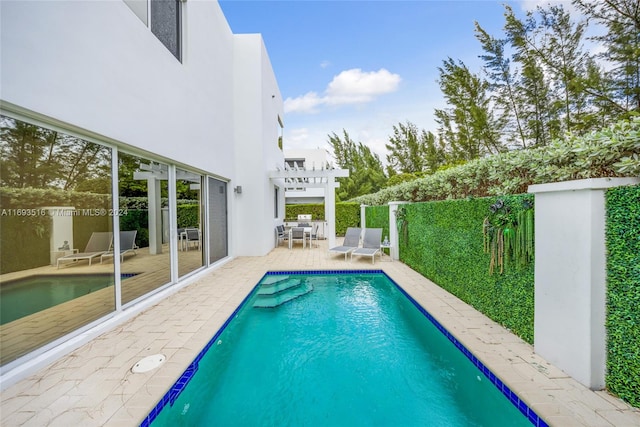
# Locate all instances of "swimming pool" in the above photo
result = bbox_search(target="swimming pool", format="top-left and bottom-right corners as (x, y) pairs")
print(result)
(0, 273), (136, 325)
(144, 271), (546, 426)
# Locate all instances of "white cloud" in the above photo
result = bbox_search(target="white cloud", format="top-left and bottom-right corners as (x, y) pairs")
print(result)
(320, 60), (331, 69)
(288, 127), (310, 144)
(519, 0), (580, 16)
(284, 68), (401, 114)
(326, 68), (402, 105)
(284, 92), (324, 114)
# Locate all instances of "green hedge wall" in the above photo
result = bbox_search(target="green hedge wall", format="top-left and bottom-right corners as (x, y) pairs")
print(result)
(365, 205), (390, 240)
(284, 203), (326, 221)
(399, 194), (535, 343)
(177, 204), (200, 229)
(285, 202), (360, 236)
(605, 184), (640, 407)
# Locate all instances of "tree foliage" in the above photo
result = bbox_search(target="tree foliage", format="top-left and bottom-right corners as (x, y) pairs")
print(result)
(435, 58), (505, 160)
(327, 130), (387, 201)
(1, 116), (111, 192)
(573, 0), (640, 115)
(385, 121), (445, 175)
(351, 117), (640, 205)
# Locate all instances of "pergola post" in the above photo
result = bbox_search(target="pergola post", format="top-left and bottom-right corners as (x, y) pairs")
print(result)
(268, 166), (349, 251)
(324, 179), (339, 249)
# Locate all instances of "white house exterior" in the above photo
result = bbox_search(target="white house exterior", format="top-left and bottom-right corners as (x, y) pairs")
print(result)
(0, 0), (285, 385)
(283, 149), (331, 205)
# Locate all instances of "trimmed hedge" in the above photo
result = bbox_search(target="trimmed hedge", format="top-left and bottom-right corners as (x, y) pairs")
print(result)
(177, 204), (200, 229)
(605, 184), (640, 406)
(285, 203), (326, 221)
(365, 205), (390, 241)
(285, 202), (360, 236)
(398, 194), (535, 343)
(351, 117), (640, 206)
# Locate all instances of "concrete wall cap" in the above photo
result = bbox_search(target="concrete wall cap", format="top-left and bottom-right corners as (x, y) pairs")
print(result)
(528, 177), (640, 194)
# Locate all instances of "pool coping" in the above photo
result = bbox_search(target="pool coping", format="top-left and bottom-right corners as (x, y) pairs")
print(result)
(140, 269), (547, 427)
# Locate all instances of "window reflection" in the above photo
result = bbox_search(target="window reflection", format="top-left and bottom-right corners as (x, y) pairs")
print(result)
(117, 153), (171, 304)
(0, 115), (114, 365)
(176, 168), (204, 277)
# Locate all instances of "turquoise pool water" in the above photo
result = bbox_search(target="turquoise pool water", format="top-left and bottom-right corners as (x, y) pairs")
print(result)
(146, 271), (544, 426)
(1, 273), (134, 324)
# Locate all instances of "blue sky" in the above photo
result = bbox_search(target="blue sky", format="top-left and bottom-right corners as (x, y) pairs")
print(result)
(219, 0), (559, 161)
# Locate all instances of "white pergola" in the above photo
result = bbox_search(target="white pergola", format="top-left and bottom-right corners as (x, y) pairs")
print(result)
(268, 165), (349, 248)
(133, 163), (202, 255)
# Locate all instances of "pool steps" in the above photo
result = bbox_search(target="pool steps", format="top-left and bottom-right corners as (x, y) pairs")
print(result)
(253, 276), (313, 308)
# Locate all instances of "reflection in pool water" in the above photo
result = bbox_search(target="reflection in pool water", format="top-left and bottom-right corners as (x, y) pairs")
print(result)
(0, 273), (136, 325)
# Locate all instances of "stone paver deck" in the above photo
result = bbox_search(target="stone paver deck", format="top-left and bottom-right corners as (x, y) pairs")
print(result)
(1, 241), (639, 426)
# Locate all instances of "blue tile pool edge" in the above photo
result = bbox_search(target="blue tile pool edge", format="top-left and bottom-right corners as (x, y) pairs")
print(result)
(139, 269), (547, 427)
(383, 272), (548, 427)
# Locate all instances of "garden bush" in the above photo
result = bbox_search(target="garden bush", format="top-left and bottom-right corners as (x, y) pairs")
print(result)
(352, 118), (640, 206)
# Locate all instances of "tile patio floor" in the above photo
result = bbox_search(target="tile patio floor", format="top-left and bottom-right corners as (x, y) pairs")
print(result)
(1, 240), (639, 426)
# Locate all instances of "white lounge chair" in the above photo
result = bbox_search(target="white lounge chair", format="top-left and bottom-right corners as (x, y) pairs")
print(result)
(329, 227), (361, 260)
(101, 230), (138, 263)
(57, 231), (113, 268)
(351, 228), (383, 264)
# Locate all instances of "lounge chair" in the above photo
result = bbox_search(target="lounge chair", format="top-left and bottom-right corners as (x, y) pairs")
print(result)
(351, 228), (383, 264)
(101, 230), (138, 263)
(57, 231), (113, 268)
(328, 227), (361, 260)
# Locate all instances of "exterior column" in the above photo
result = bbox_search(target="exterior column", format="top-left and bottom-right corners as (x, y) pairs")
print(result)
(388, 201), (409, 261)
(148, 177), (163, 255)
(528, 177), (639, 390)
(325, 179), (338, 249)
(44, 207), (75, 265)
(360, 204), (367, 228)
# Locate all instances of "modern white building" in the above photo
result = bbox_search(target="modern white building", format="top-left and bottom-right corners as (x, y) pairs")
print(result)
(0, 0), (287, 384)
(283, 149), (332, 205)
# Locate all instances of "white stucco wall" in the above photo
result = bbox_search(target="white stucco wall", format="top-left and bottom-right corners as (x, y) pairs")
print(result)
(1, 0), (284, 258)
(529, 177), (640, 389)
(232, 34), (284, 256)
(1, 0), (238, 177)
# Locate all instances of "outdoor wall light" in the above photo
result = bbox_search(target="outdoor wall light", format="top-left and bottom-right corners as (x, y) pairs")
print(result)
(234, 186), (243, 194)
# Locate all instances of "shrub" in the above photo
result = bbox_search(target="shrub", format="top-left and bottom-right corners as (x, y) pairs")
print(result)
(352, 118), (640, 206)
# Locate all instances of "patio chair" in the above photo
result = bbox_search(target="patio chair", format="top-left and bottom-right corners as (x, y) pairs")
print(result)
(57, 231), (113, 268)
(351, 228), (383, 264)
(275, 225), (287, 246)
(328, 227), (361, 260)
(309, 223), (319, 248)
(289, 227), (306, 249)
(184, 228), (200, 251)
(101, 230), (138, 263)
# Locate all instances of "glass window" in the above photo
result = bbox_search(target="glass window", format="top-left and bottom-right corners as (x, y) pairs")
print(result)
(207, 177), (228, 264)
(151, 0), (181, 60)
(118, 153), (171, 304)
(176, 168), (204, 277)
(274, 186), (279, 218)
(0, 116), (115, 366)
